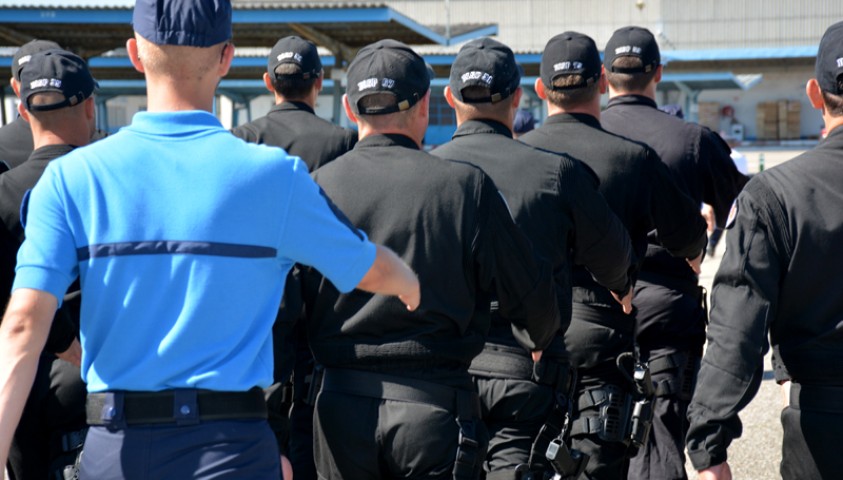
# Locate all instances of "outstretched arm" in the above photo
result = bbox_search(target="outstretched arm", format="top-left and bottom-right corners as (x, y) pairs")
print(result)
(0, 288), (58, 468)
(356, 245), (420, 311)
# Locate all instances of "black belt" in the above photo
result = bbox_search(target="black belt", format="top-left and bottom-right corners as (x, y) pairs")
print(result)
(469, 344), (573, 392)
(790, 383), (843, 413)
(321, 368), (480, 419)
(86, 387), (267, 426)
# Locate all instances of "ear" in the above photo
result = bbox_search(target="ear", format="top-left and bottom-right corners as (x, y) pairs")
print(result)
(218, 42), (234, 77)
(263, 72), (274, 94)
(342, 94), (358, 125)
(534, 78), (547, 100)
(512, 86), (523, 109)
(444, 86), (456, 108)
(17, 102), (29, 122)
(806, 78), (825, 110)
(127, 37), (145, 74)
(10, 78), (21, 98)
(598, 67), (608, 95)
(418, 89), (431, 119)
(85, 96), (95, 120)
(654, 64), (663, 83)
(314, 74), (324, 93)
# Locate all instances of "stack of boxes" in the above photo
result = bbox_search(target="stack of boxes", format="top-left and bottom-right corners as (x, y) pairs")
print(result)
(756, 100), (801, 140)
(697, 101), (721, 132)
(756, 101), (780, 140)
(778, 100), (801, 140)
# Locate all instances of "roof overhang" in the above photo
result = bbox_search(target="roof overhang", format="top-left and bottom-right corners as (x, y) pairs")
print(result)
(658, 72), (764, 92)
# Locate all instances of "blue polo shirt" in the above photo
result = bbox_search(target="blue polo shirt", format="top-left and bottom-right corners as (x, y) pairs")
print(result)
(14, 110), (376, 392)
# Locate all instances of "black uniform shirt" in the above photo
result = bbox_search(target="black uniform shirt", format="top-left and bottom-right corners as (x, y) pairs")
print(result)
(520, 113), (707, 306)
(434, 119), (634, 338)
(0, 144), (78, 353)
(0, 116), (34, 170)
(304, 133), (560, 386)
(231, 101), (357, 171)
(686, 126), (843, 469)
(601, 95), (747, 281)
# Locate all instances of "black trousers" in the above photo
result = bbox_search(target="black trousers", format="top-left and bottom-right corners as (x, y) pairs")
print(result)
(473, 377), (554, 479)
(565, 303), (634, 480)
(313, 388), (488, 479)
(780, 403), (843, 479)
(627, 280), (705, 480)
(7, 353), (86, 480)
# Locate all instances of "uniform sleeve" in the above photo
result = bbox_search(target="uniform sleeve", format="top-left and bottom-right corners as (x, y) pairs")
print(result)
(686, 181), (784, 470)
(473, 174), (560, 351)
(648, 148), (709, 259)
(280, 162), (376, 294)
(699, 129), (749, 226)
(13, 165), (79, 302)
(565, 160), (634, 294)
(230, 124), (259, 143)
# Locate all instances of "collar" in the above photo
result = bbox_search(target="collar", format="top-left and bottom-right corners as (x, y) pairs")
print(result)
(543, 112), (601, 129)
(606, 94), (658, 110)
(28, 144), (76, 163)
(128, 110), (223, 136)
(271, 101), (315, 115)
(356, 133), (420, 150)
(821, 123), (843, 145)
(451, 119), (513, 140)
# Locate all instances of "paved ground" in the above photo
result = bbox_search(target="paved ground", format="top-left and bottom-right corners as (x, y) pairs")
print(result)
(683, 219), (787, 479)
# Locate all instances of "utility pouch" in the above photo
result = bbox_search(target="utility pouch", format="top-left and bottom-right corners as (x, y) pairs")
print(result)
(545, 438), (589, 480)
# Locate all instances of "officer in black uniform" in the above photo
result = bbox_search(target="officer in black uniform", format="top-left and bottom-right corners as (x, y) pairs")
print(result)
(232, 35), (357, 170)
(687, 21), (843, 480)
(232, 35), (358, 480)
(0, 39), (61, 170)
(598, 26), (747, 480)
(432, 37), (636, 480)
(302, 39), (560, 480)
(519, 32), (709, 480)
(1, 49), (96, 480)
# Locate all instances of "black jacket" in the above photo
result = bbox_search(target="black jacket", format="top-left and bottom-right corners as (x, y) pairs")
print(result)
(687, 126), (843, 469)
(601, 95), (747, 282)
(434, 119), (634, 346)
(231, 101), (357, 171)
(0, 117), (34, 170)
(520, 112), (707, 306)
(0, 144), (79, 353)
(304, 133), (560, 387)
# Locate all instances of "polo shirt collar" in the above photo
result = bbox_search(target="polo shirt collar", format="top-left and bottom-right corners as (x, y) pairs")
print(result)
(543, 112), (601, 129)
(271, 101), (315, 115)
(356, 133), (420, 150)
(606, 94), (658, 110)
(128, 110), (223, 136)
(452, 119), (512, 139)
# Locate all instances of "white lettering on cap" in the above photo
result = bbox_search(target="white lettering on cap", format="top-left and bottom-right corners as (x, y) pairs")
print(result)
(30, 78), (62, 89)
(553, 61), (584, 72)
(615, 45), (642, 55)
(17, 54), (32, 66)
(837, 57), (843, 68)
(381, 78), (395, 89)
(277, 52), (303, 63)
(461, 71), (493, 85)
(357, 78), (378, 91)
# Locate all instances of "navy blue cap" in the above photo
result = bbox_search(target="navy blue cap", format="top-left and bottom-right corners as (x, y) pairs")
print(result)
(133, 0), (232, 47)
(513, 109), (536, 134)
(816, 21), (843, 95)
(449, 37), (520, 104)
(541, 32), (601, 90)
(604, 26), (660, 74)
(268, 36), (322, 80)
(346, 39), (430, 115)
(11, 39), (61, 81)
(20, 49), (97, 112)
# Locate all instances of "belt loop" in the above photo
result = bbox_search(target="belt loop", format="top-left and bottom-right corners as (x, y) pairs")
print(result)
(173, 389), (200, 426)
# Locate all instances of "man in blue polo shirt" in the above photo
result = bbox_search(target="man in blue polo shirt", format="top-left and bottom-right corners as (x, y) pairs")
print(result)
(0, 1), (420, 479)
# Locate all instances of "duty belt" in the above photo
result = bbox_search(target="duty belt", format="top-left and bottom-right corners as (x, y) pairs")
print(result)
(789, 383), (843, 413)
(86, 387), (267, 426)
(469, 344), (573, 391)
(647, 351), (701, 399)
(321, 368), (481, 480)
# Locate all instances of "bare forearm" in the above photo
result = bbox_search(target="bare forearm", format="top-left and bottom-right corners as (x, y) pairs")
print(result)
(356, 245), (420, 310)
(0, 289), (58, 466)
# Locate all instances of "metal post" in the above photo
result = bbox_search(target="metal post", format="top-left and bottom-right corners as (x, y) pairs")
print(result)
(445, 0), (451, 45)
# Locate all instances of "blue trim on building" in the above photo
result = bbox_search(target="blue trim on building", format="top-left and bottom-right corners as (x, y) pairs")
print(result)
(662, 46), (817, 62)
(446, 25), (501, 46)
(0, 7), (130, 23)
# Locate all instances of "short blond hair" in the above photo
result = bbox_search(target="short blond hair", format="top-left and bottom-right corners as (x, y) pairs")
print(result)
(136, 35), (224, 79)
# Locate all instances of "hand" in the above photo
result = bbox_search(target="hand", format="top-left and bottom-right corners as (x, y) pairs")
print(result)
(698, 462), (732, 480)
(686, 251), (703, 275)
(701, 203), (716, 233)
(531, 350), (543, 363)
(281, 454), (293, 479)
(611, 288), (634, 315)
(398, 273), (421, 312)
(56, 337), (82, 367)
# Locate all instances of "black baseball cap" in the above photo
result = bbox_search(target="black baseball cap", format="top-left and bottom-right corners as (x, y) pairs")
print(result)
(11, 39), (61, 81)
(604, 26), (660, 74)
(268, 36), (322, 80)
(816, 21), (843, 95)
(541, 32), (601, 90)
(20, 49), (97, 112)
(346, 39), (430, 115)
(449, 37), (520, 104)
(133, 0), (232, 47)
